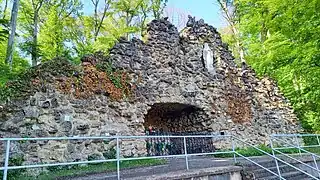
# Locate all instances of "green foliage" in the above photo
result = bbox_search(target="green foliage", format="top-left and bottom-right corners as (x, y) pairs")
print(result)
(0, 0), (167, 91)
(0, 18), (9, 42)
(96, 61), (123, 89)
(0, 58), (75, 102)
(302, 136), (320, 147)
(0, 41), (30, 87)
(150, 0), (168, 19)
(9, 155), (24, 166)
(37, 0), (82, 62)
(222, 0), (320, 132)
(103, 148), (117, 159)
(214, 145), (300, 158)
(0, 155), (25, 180)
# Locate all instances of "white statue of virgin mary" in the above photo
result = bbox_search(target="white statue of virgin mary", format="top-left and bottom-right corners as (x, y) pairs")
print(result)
(203, 43), (215, 74)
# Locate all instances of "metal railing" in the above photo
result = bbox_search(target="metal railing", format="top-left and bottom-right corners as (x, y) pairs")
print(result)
(271, 134), (320, 179)
(271, 134), (320, 151)
(0, 134), (317, 180)
(232, 136), (286, 180)
(0, 135), (233, 180)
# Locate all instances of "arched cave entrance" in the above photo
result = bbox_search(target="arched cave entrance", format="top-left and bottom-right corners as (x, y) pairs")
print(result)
(144, 103), (203, 133)
(144, 103), (215, 155)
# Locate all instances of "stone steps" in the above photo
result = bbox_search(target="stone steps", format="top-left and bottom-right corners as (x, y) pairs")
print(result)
(240, 155), (320, 180)
(260, 171), (311, 180)
(253, 164), (297, 178)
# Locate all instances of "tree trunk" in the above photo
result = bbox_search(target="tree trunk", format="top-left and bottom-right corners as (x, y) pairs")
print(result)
(260, 21), (268, 43)
(126, 11), (130, 40)
(93, 0), (110, 42)
(5, 0), (20, 70)
(217, 0), (246, 64)
(2, 0), (9, 19)
(231, 25), (245, 64)
(32, 11), (39, 66)
(92, 0), (98, 41)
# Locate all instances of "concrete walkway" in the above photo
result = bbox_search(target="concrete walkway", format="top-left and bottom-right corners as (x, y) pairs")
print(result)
(61, 156), (236, 180)
(58, 153), (314, 180)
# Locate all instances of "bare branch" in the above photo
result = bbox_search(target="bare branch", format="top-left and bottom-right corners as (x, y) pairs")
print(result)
(94, 0), (112, 41)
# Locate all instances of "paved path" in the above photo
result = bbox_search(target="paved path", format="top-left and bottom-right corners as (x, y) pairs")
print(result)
(58, 153), (313, 180)
(61, 156), (236, 180)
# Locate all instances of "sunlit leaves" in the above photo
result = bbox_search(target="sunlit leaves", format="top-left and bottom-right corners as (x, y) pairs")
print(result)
(234, 0), (320, 132)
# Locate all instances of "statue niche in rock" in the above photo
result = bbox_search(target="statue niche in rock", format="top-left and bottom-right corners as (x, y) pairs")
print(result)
(202, 43), (216, 75)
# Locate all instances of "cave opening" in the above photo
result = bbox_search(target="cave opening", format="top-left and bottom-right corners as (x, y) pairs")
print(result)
(144, 103), (215, 155)
(144, 103), (203, 133)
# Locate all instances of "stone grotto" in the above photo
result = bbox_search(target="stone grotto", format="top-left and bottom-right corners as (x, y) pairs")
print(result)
(0, 17), (301, 166)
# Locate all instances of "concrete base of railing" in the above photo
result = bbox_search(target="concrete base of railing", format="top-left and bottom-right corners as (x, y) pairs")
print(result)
(129, 166), (242, 180)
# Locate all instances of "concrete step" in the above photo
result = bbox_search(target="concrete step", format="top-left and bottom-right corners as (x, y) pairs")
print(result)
(252, 164), (296, 178)
(240, 160), (279, 170)
(241, 160), (301, 171)
(239, 154), (320, 179)
(259, 171), (312, 180)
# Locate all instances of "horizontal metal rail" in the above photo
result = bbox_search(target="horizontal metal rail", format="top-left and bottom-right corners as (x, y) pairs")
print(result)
(233, 137), (320, 179)
(0, 134), (318, 180)
(275, 144), (320, 150)
(0, 151), (236, 171)
(0, 134), (232, 180)
(273, 137), (320, 159)
(272, 134), (320, 137)
(0, 134), (232, 141)
(186, 151), (234, 157)
(0, 159), (117, 170)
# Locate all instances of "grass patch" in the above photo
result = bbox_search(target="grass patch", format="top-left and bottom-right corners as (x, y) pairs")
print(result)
(213, 145), (300, 158)
(4, 159), (167, 180)
(303, 147), (320, 154)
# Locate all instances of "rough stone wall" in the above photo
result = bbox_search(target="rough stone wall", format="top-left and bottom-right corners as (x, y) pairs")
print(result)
(0, 17), (301, 165)
(0, 89), (147, 165)
(109, 17), (301, 146)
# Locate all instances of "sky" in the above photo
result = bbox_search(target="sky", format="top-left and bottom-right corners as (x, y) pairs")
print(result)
(81, 0), (226, 30)
(166, 0), (226, 29)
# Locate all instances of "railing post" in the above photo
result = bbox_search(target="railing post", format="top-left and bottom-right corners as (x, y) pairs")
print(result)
(312, 154), (320, 178)
(317, 135), (320, 146)
(183, 136), (189, 170)
(116, 137), (120, 180)
(270, 137), (282, 179)
(3, 140), (10, 180)
(295, 135), (301, 156)
(231, 136), (237, 163)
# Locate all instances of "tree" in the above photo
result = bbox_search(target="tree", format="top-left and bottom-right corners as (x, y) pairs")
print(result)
(0, 0), (10, 42)
(5, 0), (20, 70)
(1, 0), (9, 19)
(19, 0), (47, 66)
(30, 0), (46, 66)
(65, 0), (168, 58)
(2, 0), (168, 70)
(216, 0), (245, 65)
(38, 0), (82, 61)
(91, 0), (112, 42)
(113, 0), (143, 39)
(164, 6), (188, 30)
(231, 0), (320, 132)
(150, 0), (167, 19)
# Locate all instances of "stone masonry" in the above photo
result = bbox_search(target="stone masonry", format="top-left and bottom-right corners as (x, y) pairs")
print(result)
(0, 17), (300, 166)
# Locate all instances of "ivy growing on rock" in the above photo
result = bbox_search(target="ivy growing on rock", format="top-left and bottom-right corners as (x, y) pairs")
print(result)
(0, 54), (135, 102)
